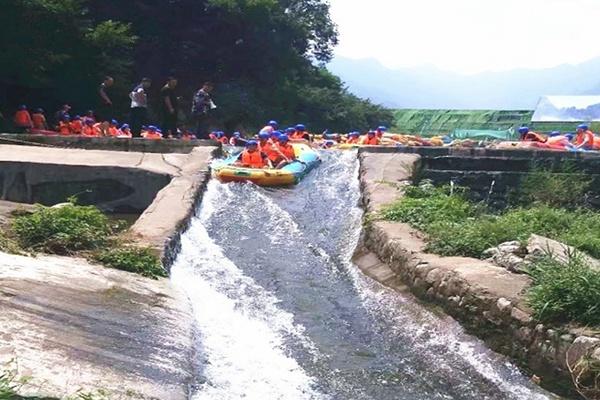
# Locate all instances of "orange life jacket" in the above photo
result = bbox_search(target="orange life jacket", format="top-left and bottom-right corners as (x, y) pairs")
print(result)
(82, 125), (99, 137)
(118, 129), (132, 138)
(575, 130), (595, 147)
(291, 131), (306, 140)
(108, 126), (119, 136)
(70, 120), (83, 134)
(58, 121), (71, 135)
(277, 143), (296, 160)
(14, 110), (32, 127)
(241, 149), (266, 168)
(523, 132), (547, 143)
(31, 113), (46, 129)
(361, 135), (379, 145)
(143, 131), (162, 140)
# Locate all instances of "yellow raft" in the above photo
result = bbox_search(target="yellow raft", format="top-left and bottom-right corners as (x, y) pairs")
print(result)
(212, 143), (321, 187)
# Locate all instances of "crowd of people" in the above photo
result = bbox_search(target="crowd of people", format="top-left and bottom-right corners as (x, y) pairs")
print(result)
(518, 125), (599, 151)
(10, 76), (216, 140)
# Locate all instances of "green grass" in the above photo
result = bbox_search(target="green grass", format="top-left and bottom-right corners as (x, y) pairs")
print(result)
(528, 256), (600, 326)
(382, 183), (600, 259)
(93, 247), (166, 279)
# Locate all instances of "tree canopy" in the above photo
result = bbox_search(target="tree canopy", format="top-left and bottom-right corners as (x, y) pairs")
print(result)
(0, 0), (393, 132)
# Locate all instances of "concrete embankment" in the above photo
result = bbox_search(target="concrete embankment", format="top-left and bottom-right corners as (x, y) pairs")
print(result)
(354, 150), (600, 396)
(0, 251), (194, 399)
(0, 142), (220, 399)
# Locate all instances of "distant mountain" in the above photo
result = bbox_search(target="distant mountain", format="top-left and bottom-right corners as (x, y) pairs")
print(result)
(328, 57), (600, 110)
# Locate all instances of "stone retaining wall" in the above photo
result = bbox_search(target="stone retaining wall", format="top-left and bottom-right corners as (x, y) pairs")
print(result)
(356, 150), (600, 398)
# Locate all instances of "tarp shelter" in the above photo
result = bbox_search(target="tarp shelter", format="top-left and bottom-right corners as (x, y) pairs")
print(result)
(451, 128), (516, 141)
(532, 96), (600, 122)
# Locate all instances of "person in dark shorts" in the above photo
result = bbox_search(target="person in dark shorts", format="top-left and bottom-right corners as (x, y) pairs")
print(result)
(191, 81), (215, 139)
(160, 77), (179, 138)
(97, 76), (114, 120)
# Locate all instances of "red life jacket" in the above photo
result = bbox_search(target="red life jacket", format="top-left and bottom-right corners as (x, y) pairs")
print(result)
(241, 149), (266, 168)
(14, 110), (32, 127)
(82, 125), (99, 136)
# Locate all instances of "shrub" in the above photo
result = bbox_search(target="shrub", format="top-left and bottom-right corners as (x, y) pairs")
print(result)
(382, 184), (600, 259)
(12, 204), (112, 254)
(527, 256), (600, 326)
(93, 247), (166, 279)
(0, 232), (21, 254)
(520, 166), (591, 208)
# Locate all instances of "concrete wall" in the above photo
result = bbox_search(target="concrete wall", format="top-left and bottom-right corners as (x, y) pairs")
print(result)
(361, 146), (600, 208)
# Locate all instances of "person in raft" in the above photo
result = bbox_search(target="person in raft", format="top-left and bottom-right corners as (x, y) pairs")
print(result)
(519, 126), (546, 143)
(31, 108), (48, 130)
(236, 140), (272, 168)
(290, 124), (310, 141)
(375, 126), (387, 139)
(346, 131), (360, 144)
(260, 120), (278, 135)
(70, 115), (83, 135)
(574, 124), (595, 150)
(361, 130), (380, 145)
(272, 134), (297, 168)
(13, 105), (33, 132)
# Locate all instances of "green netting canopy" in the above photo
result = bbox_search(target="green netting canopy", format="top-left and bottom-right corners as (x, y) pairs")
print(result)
(450, 128), (516, 141)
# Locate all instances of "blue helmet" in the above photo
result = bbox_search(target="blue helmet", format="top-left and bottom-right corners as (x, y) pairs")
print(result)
(73, 115), (81, 120)
(285, 127), (296, 134)
(35, 108), (44, 113)
(578, 124), (589, 131)
(121, 124), (130, 130)
(295, 124), (306, 131)
(279, 134), (289, 142)
(268, 120), (278, 127)
(18, 105), (27, 110)
(377, 126), (387, 131)
(62, 114), (71, 121)
(550, 131), (561, 137)
(349, 131), (360, 137)
(233, 131), (241, 137)
(367, 130), (376, 136)
(518, 126), (529, 134)
(111, 119), (119, 125)
(258, 132), (270, 140)
(148, 125), (157, 130)
(246, 140), (258, 147)
(566, 133), (575, 141)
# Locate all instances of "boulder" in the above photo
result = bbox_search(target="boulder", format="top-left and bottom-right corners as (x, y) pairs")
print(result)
(527, 234), (600, 271)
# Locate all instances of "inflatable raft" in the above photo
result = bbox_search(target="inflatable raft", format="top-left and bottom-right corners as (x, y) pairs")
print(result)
(212, 143), (321, 187)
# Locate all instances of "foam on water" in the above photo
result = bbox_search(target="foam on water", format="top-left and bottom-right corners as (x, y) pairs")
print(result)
(171, 195), (326, 400)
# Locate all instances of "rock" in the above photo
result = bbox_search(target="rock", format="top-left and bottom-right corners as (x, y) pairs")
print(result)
(527, 234), (600, 271)
(491, 253), (529, 274)
(566, 336), (600, 370)
(510, 307), (533, 325)
(497, 241), (522, 254)
(482, 247), (500, 258)
(496, 298), (512, 314)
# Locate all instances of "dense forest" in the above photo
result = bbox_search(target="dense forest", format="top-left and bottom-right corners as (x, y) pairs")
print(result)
(0, 0), (393, 133)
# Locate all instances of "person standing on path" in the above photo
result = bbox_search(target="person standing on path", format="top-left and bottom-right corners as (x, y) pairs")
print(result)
(160, 77), (179, 138)
(97, 76), (114, 121)
(129, 77), (151, 138)
(192, 81), (215, 139)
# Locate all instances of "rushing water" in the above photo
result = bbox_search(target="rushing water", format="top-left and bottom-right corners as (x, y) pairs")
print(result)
(170, 151), (555, 400)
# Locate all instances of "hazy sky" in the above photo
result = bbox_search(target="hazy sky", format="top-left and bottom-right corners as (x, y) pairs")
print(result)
(329, 0), (600, 74)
